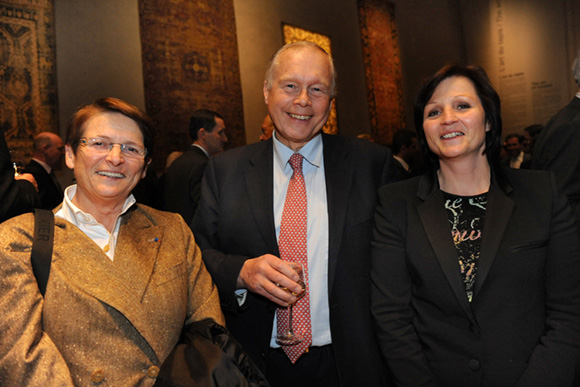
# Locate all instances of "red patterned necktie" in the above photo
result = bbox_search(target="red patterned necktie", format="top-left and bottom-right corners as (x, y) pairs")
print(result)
(277, 153), (312, 363)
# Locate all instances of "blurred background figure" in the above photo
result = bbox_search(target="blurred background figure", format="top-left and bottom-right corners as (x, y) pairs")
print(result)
(391, 128), (418, 180)
(522, 124), (543, 156)
(164, 109), (227, 225)
(0, 129), (39, 223)
(356, 133), (375, 142)
(23, 132), (65, 209)
(532, 49), (580, 224)
(259, 114), (274, 141)
(502, 133), (530, 169)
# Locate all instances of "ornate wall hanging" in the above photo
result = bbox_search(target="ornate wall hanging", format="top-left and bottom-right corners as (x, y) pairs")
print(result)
(358, 0), (406, 145)
(0, 0), (58, 156)
(138, 0), (245, 172)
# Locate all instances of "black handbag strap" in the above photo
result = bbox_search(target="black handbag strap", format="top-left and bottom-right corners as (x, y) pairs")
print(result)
(31, 208), (54, 297)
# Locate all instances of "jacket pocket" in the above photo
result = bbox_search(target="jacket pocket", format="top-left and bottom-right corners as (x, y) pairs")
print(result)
(510, 239), (548, 253)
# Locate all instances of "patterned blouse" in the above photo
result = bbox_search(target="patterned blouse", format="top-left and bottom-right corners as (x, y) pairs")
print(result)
(442, 191), (488, 302)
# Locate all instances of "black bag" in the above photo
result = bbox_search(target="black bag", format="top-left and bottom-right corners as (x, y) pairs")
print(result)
(154, 319), (270, 387)
(30, 209), (269, 387)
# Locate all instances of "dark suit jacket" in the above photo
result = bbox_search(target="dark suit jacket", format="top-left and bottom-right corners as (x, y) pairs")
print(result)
(0, 131), (39, 222)
(532, 97), (580, 221)
(193, 134), (396, 386)
(23, 159), (63, 210)
(371, 167), (580, 387)
(164, 145), (209, 224)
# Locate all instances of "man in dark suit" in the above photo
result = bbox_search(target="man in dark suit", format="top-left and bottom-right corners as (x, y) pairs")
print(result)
(23, 132), (64, 210)
(193, 42), (395, 386)
(391, 128), (418, 180)
(503, 133), (530, 169)
(0, 129), (40, 223)
(532, 49), (580, 223)
(163, 109), (227, 224)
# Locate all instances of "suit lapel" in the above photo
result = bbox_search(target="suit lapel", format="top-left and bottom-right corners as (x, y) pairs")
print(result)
(472, 181), (514, 298)
(416, 174), (476, 323)
(55, 208), (162, 355)
(245, 140), (278, 254)
(114, 208), (162, 302)
(323, 135), (352, 294)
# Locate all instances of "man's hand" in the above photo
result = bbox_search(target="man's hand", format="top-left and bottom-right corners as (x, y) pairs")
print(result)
(16, 173), (38, 191)
(237, 254), (305, 307)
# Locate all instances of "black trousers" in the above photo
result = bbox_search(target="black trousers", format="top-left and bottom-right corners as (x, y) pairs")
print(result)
(265, 345), (340, 387)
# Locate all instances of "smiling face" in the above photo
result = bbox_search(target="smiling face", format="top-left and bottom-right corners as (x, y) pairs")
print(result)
(264, 45), (334, 151)
(65, 112), (148, 211)
(422, 76), (490, 165)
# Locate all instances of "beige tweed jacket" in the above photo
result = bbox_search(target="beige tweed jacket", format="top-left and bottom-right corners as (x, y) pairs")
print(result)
(0, 204), (224, 386)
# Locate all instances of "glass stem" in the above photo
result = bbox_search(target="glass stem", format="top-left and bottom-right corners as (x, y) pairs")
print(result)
(287, 304), (294, 334)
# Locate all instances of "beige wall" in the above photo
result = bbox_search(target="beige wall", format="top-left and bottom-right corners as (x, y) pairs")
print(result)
(54, 0), (145, 138)
(461, 0), (580, 135)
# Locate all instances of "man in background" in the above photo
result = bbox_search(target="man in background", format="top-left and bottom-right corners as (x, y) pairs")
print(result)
(532, 49), (580, 223)
(23, 132), (64, 210)
(164, 109), (227, 224)
(391, 129), (418, 180)
(0, 130), (39, 222)
(503, 133), (530, 169)
(193, 41), (394, 386)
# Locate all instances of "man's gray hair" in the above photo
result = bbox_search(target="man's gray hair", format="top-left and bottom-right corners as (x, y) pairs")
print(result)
(264, 41), (336, 97)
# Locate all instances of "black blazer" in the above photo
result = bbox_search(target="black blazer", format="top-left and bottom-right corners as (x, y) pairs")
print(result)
(164, 145), (208, 225)
(23, 159), (63, 210)
(0, 131), (39, 222)
(193, 133), (396, 386)
(532, 97), (580, 221)
(371, 167), (580, 387)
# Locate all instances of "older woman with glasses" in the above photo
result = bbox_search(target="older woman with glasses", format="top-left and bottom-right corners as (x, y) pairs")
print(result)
(0, 98), (224, 385)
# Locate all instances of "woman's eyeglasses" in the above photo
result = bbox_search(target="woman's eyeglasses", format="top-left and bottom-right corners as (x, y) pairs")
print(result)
(78, 137), (147, 159)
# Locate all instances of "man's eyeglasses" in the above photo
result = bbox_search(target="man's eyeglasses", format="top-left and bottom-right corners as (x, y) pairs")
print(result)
(78, 137), (147, 159)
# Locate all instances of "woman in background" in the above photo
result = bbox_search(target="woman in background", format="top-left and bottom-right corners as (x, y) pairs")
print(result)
(371, 65), (580, 386)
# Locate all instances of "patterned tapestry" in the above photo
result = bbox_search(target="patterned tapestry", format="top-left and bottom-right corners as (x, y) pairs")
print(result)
(138, 0), (245, 172)
(357, 0), (405, 145)
(0, 0), (58, 156)
(283, 24), (338, 135)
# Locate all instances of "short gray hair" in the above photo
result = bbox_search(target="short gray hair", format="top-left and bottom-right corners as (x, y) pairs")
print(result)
(264, 41), (336, 97)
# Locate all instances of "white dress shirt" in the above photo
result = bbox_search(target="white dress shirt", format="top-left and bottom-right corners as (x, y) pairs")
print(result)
(55, 185), (136, 261)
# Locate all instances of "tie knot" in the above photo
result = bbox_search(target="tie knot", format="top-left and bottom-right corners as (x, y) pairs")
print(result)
(289, 153), (303, 173)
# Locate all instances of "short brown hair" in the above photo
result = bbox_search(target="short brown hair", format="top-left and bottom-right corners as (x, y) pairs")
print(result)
(66, 97), (155, 161)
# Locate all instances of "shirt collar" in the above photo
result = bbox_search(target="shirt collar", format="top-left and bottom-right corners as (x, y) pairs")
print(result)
(56, 184), (136, 226)
(192, 143), (210, 158)
(272, 132), (323, 170)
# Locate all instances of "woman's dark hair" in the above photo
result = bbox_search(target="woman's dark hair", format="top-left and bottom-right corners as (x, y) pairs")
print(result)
(66, 97), (155, 161)
(413, 64), (502, 168)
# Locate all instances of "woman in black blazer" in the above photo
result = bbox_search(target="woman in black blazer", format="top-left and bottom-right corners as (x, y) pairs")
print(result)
(371, 65), (580, 387)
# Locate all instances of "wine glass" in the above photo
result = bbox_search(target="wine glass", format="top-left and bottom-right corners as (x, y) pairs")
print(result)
(276, 262), (306, 346)
(9, 149), (26, 177)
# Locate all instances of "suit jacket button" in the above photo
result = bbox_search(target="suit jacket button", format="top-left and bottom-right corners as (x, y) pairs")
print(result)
(469, 359), (481, 371)
(147, 365), (160, 378)
(91, 369), (105, 384)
